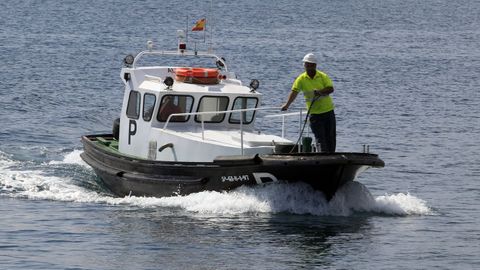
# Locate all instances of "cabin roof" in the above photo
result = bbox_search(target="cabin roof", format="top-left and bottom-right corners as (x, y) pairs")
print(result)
(137, 75), (261, 95)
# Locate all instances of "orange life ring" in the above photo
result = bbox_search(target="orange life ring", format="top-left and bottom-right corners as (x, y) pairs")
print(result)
(176, 68), (219, 78)
(175, 67), (220, 84)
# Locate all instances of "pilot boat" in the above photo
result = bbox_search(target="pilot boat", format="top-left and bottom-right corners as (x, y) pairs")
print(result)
(80, 33), (384, 200)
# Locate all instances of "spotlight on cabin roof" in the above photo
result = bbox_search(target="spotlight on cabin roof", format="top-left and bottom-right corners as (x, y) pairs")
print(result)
(249, 79), (260, 92)
(163, 76), (174, 89)
(123, 54), (134, 67)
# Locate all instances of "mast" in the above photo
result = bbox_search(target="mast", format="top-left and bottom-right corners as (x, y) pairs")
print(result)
(208, 0), (213, 52)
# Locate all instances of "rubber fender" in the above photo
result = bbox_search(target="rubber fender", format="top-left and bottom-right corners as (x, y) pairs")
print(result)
(113, 118), (120, 140)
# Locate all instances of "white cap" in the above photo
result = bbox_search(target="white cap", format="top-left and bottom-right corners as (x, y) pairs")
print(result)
(302, 53), (317, 64)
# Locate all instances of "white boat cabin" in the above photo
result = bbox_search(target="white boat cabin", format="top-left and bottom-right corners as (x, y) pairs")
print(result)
(117, 44), (291, 162)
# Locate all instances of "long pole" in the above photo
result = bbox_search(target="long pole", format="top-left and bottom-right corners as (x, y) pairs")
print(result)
(289, 96), (320, 153)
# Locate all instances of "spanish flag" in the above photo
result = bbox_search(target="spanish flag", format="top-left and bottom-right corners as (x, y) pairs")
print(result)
(192, 18), (206, 31)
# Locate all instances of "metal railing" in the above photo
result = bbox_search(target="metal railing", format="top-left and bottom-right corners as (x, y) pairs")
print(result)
(132, 50), (228, 71)
(162, 106), (307, 155)
(262, 110), (308, 138)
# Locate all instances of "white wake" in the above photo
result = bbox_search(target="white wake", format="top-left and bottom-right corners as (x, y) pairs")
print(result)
(1, 150), (433, 216)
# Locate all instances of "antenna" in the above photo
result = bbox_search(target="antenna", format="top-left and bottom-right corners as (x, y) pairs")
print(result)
(185, 15), (189, 44)
(200, 18), (206, 44)
(208, 0), (214, 51)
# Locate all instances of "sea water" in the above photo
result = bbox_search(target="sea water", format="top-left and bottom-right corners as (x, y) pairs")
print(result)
(1, 0), (479, 269)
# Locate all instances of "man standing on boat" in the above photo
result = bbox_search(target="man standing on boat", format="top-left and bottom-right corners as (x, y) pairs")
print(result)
(281, 53), (336, 152)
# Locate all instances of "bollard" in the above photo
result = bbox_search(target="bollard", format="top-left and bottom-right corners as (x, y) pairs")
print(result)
(302, 137), (313, 153)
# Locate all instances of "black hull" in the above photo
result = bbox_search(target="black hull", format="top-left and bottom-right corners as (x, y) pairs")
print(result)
(81, 134), (384, 200)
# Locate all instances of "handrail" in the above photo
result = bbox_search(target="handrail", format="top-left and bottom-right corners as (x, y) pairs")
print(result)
(132, 50), (228, 71)
(162, 107), (280, 155)
(263, 110), (308, 118)
(162, 106), (280, 130)
(161, 106), (309, 153)
(262, 109), (308, 138)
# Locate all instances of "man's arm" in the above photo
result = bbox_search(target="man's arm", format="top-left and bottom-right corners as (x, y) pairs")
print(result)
(314, 86), (334, 97)
(281, 91), (298, 111)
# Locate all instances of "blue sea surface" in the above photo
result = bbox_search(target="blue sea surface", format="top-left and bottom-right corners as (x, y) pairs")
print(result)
(1, 0), (479, 269)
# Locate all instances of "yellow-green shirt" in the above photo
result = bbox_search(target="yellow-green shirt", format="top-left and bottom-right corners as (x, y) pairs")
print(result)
(292, 70), (334, 114)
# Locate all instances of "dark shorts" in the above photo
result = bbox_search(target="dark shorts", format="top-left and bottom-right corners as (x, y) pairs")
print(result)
(309, 110), (336, 152)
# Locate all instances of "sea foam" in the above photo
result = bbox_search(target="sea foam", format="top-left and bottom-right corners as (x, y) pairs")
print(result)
(1, 150), (433, 216)
(48, 149), (87, 166)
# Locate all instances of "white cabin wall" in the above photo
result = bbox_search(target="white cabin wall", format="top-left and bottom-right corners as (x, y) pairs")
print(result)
(151, 129), (274, 162)
(118, 78), (158, 158)
(117, 65), (267, 161)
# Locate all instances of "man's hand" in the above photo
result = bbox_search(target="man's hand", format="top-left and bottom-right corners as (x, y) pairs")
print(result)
(314, 90), (324, 96)
(281, 91), (298, 111)
(314, 87), (334, 97)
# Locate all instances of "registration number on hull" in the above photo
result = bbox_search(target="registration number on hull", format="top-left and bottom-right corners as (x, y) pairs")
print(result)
(220, 173), (279, 184)
(221, 175), (250, 182)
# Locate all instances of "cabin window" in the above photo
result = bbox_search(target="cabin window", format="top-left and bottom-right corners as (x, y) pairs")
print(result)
(195, 96), (229, 123)
(143, 93), (156, 121)
(229, 97), (258, 124)
(157, 95), (194, 122)
(126, 90), (141, 119)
